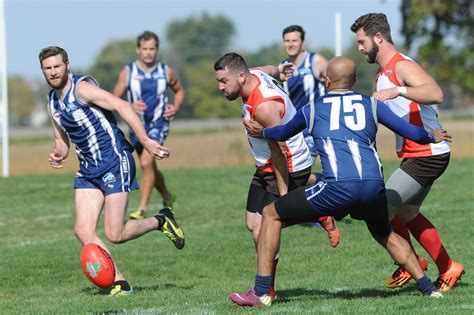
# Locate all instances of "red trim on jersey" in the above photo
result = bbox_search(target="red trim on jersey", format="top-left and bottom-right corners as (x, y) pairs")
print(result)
(285, 143), (294, 173)
(378, 52), (434, 158)
(398, 101), (433, 158)
(246, 75), (284, 119)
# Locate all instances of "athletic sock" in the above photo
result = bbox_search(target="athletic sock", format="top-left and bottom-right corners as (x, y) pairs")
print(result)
(113, 280), (131, 291)
(254, 275), (273, 297)
(406, 213), (451, 274)
(391, 215), (416, 252)
(154, 214), (164, 230)
(415, 275), (437, 295)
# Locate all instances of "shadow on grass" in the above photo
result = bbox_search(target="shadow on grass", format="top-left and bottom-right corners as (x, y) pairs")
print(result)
(275, 285), (416, 303)
(81, 282), (193, 295)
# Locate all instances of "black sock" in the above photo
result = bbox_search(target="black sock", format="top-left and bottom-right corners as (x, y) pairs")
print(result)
(114, 280), (131, 291)
(154, 214), (164, 229)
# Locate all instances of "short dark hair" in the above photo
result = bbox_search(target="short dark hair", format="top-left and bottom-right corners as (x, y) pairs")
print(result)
(136, 31), (159, 48)
(214, 53), (248, 73)
(350, 13), (393, 44)
(282, 25), (305, 41)
(38, 46), (69, 67)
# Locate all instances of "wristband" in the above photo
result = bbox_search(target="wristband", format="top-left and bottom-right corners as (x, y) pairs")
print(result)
(397, 86), (407, 96)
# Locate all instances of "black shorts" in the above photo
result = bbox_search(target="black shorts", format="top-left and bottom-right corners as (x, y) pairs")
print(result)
(274, 180), (392, 238)
(246, 167), (311, 214)
(400, 152), (450, 187)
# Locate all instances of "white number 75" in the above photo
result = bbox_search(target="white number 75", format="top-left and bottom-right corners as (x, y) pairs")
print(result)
(324, 95), (366, 131)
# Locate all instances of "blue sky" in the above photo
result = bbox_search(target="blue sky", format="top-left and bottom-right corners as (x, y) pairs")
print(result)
(5, 0), (402, 80)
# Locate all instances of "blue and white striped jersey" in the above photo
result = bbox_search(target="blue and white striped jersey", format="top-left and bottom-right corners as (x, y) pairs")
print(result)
(126, 61), (169, 126)
(303, 91), (382, 181)
(283, 52), (326, 111)
(48, 74), (133, 178)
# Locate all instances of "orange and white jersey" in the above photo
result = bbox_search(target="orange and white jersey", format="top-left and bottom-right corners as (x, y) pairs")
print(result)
(242, 69), (313, 173)
(376, 52), (450, 158)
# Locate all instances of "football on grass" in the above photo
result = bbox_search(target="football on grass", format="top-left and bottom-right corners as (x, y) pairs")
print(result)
(80, 243), (115, 288)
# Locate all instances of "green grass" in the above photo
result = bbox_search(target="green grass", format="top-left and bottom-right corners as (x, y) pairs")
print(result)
(0, 159), (473, 314)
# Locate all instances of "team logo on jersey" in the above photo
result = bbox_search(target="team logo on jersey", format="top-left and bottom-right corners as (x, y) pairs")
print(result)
(261, 73), (274, 90)
(65, 103), (78, 115)
(133, 75), (144, 81)
(53, 111), (61, 119)
(102, 172), (116, 188)
(386, 70), (393, 75)
(152, 73), (165, 80)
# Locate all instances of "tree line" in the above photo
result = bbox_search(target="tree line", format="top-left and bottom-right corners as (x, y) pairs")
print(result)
(8, 1), (473, 126)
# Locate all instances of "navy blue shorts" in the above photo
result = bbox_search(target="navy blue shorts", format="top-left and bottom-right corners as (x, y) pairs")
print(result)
(130, 120), (169, 154)
(74, 150), (139, 196)
(274, 179), (391, 237)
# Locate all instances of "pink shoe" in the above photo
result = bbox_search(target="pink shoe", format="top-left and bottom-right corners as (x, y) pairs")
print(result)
(229, 288), (272, 307)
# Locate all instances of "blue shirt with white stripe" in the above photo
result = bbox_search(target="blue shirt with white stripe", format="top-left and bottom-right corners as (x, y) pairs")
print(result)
(48, 74), (133, 178)
(126, 61), (169, 127)
(262, 91), (435, 182)
(283, 52), (326, 111)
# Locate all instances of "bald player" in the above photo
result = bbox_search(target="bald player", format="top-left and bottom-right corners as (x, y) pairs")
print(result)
(230, 57), (450, 307)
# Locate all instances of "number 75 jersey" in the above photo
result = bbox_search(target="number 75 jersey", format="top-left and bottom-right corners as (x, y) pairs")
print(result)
(304, 91), (383, 182)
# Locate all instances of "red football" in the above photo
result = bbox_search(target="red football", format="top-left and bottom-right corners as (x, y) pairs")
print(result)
(80, 243), (116, 288)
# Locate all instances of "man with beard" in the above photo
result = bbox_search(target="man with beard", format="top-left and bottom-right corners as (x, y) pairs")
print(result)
(114, 31), (185, 220)
(40, 46), (185, 296)
(351, 13), (464, 292)
(230, 56), (448, 307)
(214, 52), (340, 299)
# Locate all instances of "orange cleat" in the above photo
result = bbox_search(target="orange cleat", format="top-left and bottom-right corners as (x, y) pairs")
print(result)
(435, 261), (465, 292)
(384, 256), (428, 289)
(319, 216), (340, 248)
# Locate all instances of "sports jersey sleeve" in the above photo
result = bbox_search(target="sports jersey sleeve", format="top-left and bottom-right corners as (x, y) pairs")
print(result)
(262, 108), (307, 141)
(376, 100), (434, 144)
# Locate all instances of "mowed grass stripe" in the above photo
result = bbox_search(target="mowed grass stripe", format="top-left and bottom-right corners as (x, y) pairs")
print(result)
(0, 159), (472, 314)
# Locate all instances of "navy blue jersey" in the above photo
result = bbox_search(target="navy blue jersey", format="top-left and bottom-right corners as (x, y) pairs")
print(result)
(305, 91), (382, 181)
(263, 91), (435, 182)
(48, 74), (133, 178)
(283, 52), (326, 111)
(125, 61), (169, 126)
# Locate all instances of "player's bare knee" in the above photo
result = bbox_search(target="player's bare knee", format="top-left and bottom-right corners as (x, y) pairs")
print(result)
(104, 229), (125, 244)
(262, 203), (278, 220)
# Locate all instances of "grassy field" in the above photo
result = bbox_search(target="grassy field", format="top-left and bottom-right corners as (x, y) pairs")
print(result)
(0, 159), (473, 314)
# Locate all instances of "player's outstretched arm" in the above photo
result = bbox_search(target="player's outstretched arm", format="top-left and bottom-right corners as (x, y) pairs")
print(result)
(376, 100), (451, 143)
(262, 109), (307, 141)
(76, 81), (171, 160)
(256, 63), (295, 81)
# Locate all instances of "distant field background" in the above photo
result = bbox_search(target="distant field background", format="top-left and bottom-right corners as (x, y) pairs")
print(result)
(2, 118), (473, 175)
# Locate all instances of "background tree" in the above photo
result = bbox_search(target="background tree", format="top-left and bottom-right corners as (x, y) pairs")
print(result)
(88, 39), (136, 93)
(401, 0), (474, 107)
(8, 76), (36, 126)
(165, 13), (236, 118)
(166, 13), (235, 65)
